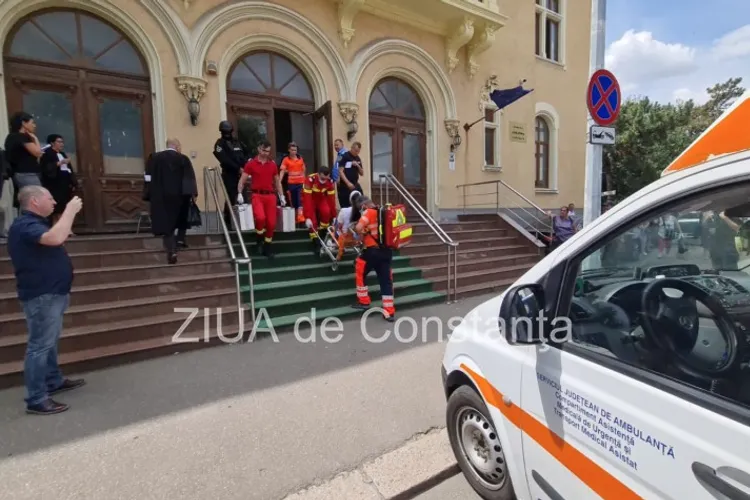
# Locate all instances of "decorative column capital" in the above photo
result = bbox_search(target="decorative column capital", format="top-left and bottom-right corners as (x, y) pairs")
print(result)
(338, 101), (359, 123)
(175, 75), (207, 102)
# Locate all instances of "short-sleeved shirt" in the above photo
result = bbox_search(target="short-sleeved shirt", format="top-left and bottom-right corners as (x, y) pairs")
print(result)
(4, 132), (40, 174)
(243, 157), (278, 192)
(281, 156), (306, 184)
(338, 151), (361, 186)
(7, 211), (73, 302)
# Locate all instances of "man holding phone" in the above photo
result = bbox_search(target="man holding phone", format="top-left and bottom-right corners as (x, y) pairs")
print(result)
(7, 186), (85, 415)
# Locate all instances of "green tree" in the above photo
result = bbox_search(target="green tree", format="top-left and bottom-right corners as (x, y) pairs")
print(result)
(603, 77), (745, 201)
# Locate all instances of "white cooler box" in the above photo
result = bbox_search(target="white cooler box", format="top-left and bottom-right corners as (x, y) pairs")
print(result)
(277, 207), (295, 232)
(237, 204), (254, 231)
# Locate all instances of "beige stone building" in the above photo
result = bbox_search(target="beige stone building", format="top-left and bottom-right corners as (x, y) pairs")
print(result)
(0, 0), (590, 233)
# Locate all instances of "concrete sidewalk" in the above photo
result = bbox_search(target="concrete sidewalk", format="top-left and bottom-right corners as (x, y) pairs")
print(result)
(283, 428), (459, 500)
(0, 293), (493, 500)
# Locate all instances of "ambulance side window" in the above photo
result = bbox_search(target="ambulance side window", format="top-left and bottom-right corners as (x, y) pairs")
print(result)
(556, 182), (750, 416)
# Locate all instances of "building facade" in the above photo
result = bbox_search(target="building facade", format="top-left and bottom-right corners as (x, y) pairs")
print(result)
(0, 0), (590, 233)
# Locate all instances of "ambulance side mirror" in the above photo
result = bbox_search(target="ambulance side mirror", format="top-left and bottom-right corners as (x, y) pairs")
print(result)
(498, 283), (546, 345)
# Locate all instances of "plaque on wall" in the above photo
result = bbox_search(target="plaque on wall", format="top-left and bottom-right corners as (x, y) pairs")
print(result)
(509, 122), (526, 143)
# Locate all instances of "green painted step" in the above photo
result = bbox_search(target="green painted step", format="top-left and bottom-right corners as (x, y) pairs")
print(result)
(240, 255), (413, 282)
(241, 278), (435, 318)
(241, 266), (424, 300)
(231, 229), (312, 242)
(252, 291), (446, 330)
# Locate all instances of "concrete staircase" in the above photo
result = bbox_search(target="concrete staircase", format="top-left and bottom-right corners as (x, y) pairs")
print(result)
(401, 214), (543, 298)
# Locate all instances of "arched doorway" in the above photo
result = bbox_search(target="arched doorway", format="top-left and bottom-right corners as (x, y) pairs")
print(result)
(226, 51), (332, 171)
(368, 78), (427, 208)
(3, 8), (155, 233)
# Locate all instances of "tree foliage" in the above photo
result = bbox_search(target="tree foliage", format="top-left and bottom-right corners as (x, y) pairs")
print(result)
(603, 77), (745, 201)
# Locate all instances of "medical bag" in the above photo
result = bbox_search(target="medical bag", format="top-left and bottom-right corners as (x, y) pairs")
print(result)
(378, 203), (412, 249)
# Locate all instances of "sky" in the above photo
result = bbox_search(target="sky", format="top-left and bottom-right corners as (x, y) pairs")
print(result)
(604, 0), (750, 104)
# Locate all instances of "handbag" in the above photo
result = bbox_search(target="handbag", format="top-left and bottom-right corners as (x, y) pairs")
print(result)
(277, 207), (295, 232)
(187, 200), (202, 228)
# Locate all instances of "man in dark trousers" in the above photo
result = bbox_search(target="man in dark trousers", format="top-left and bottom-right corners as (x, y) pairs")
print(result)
(337, 141), (364, 208)
(146, 138), (197, 264)
(212, 120), (249, 228)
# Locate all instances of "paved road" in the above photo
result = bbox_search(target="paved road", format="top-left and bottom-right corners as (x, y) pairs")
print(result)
(0, 293), (495, 500)
(417, 473), (480, 499)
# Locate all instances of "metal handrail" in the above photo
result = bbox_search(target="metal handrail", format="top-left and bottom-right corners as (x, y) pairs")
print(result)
(203, 167), (256, 328)
(455, 179), (552, 238)
(378, 174), (458, 303)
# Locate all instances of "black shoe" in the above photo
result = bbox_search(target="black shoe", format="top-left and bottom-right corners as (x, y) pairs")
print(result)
(262, 243), (274, 260)
(384, 314), (396, 323)
(49, 378), (86, 396)
(256, 234), (264, 255)
(176, 241), (188, 249)
(352, 303), (370, 311)
(26, 399), (69, 415)
(167, 252), (178, 264)
(310, 238), (319, 256)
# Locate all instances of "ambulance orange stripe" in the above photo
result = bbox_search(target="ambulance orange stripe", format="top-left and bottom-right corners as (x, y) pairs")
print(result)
(664, 96), (750, 174)
(460, 364), (643, 500)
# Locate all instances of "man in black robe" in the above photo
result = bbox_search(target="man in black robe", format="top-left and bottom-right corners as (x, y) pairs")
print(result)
(145, 138), (197, 264)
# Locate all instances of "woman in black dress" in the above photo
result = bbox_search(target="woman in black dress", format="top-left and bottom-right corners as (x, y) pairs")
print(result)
(40, 134), (77, 226)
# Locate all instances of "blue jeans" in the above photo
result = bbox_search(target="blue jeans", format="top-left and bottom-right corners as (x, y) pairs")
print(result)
(22, 293), (69, 405)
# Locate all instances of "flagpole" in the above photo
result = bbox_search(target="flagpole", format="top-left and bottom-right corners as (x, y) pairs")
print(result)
(583, 0), (607, 228)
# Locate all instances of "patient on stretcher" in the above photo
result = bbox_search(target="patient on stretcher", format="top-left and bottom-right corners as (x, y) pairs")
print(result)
(332, 191), (363, 260)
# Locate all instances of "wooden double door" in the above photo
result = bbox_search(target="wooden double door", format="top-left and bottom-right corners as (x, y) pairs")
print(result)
(369, 116), (427, 209)
(4, 61), (154, 233)
(227, 95), (333, 173)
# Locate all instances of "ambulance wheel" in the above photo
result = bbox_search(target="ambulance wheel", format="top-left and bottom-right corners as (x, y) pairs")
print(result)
(446, 385), (515, 500)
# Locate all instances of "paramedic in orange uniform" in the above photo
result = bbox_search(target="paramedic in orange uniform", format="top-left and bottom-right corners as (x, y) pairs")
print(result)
(352, 197), (395, 321)
(279, 142), (306, 223)
(303, 166), (337, 253)
(237, 139), (286, 258)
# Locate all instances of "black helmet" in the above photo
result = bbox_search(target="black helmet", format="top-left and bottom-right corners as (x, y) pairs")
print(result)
(219, 120), (233, 134)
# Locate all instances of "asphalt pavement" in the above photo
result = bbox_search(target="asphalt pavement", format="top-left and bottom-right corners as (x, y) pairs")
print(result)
(0, 293), (495, 500)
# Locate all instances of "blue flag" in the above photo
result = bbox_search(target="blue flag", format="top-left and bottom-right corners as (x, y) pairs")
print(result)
(490, 85), (533, 110)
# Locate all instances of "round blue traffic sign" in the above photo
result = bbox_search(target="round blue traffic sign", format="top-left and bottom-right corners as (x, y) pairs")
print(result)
(587, 69), (621, 126)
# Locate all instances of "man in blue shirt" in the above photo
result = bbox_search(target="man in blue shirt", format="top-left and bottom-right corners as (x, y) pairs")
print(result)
(332, 138), (346, 185)
(7, 185), (85, 415)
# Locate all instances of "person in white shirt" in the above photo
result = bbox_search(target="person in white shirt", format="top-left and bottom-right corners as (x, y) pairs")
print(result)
(334, 190), (361, 260)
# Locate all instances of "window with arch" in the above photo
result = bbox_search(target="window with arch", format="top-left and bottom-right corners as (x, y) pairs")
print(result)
(7, 9), (146, 75)
(369, 79), (424, 119)
(535, 116), (551, 189)
(228, 52), (313, 101)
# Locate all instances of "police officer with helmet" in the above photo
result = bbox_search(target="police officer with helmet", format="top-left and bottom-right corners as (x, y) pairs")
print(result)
(212, 120), (250, 228)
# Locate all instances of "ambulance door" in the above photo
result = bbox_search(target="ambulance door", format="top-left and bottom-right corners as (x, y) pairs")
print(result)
(520, 181), (750, 499)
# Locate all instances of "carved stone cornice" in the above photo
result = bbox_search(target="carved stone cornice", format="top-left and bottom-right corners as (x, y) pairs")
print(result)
(337, 0), (365, 48)
(338, 101), (359, 123)
(175, 75), (207, 101)
(445, 17), (475, 73)
(467, 24), (499, 79)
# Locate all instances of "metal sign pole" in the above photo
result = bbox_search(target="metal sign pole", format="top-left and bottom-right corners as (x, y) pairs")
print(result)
(583, 0), (607, 228)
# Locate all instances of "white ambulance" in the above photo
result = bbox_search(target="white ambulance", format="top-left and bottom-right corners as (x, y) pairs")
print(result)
(441, 91), (750, 499)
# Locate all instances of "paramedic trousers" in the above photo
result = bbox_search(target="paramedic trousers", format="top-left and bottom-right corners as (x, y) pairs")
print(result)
(355, 247), (395, 317)
(308, 201), (333, 240)
(252, 192), (278, 243)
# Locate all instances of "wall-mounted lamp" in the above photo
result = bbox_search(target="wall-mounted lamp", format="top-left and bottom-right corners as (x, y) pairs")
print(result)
(176, 76), (208, 127)
(445, 119), (462, 152)
(347, 121), (358, 141)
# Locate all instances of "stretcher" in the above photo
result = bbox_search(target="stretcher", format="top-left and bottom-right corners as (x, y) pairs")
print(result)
(310, 228), (340, 271)
(323, 226), (362, 258)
